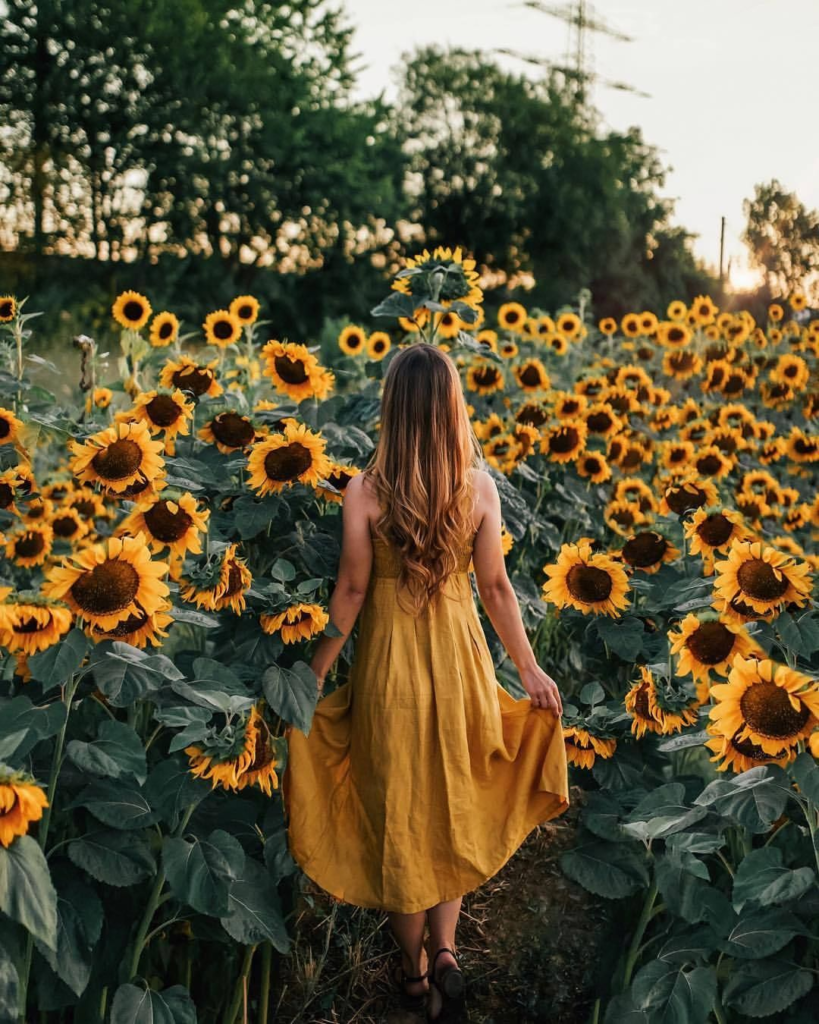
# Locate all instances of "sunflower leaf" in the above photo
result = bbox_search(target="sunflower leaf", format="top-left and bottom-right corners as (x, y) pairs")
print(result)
(66, 720), (147, 784)
(732, 847), (816, 913)
(163, 830), (245, 917)
(630, 961), (716, 1022)
(559, 838), (649, 898)
(370, 292), (418, 319)
(594, 616), (644, 661)
(68, 830), (156, 887)
(27, 629), (89, 692)
(722, 958), (815, 1017)
(69, 779), (158, 830)
(0, 836), (58, 951)
(220, 855), (290, 952)
(110, 982), (191, 1024)
(262, 661), (317, 734)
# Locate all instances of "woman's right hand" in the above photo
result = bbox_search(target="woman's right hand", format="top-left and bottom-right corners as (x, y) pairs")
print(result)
(519, 664), (563, 717)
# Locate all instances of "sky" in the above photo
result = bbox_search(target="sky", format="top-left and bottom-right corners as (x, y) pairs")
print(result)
(346, 0), (819, 289)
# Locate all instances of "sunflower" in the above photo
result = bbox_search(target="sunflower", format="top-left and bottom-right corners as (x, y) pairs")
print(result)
(0, 407), (23, 447)
(513, 358), (551, 392)
(70, 420), (165, 495)
(684, 508), (749, 572)
(66, 487), (108, 524)
(583, 402), (623, 440)
(690, 294), (718, 326)
(186, 704), (267, 793)
(87, 602), (173, 649)
(554, 393), (588, 420)
(563, 726), (617, 769)
(338, 325), (367, 355)
(198, 411), (257, 454)
(662, 349), (702, 380)
(789, 292), (808, 312)
(43, 533), (169, 630)
(159, 356), (223, 399)
(614, 478), (658, 514)
(466, 361), (505, 395)
(667, 300), (687, 321)
(433, 310), (463, 339)
(0, 601), (73, 655)
(0, 296), (17, 322)
(499, 339), (518, 358)
(784, 428), (819, 463)
(703, 722), (797, 774)
(556, 312), (581, 339)
(483, 434), (524, 474)
(669, 613), (758, 687)
(534, 315), (555, 337)
(398, 308), (430, 334)
(49, 507), (89, 545)
(540, 420), (587, 463)
(619, 313), (640, 338)
(149, 312), (180, 348)
(392, 246), (483, 313)
(625, 667), (701, 738)
(498, 302), (527, 332)
(598, 317), (617, 336)
(229, 295), (260, 326)
(767, 303), (784, 323)
(86, 387), (113, 412)
(713, 540), (812, 616)
(316, 463), (362, 504)
(233, 708), (280, 795)
(366, 331), (391, 360)
(260, 602), (329, 643)
(21, 496), (53, 523)
(659, 440), (693, 472)
(178, 543), (252, 614)
(576, 451), (612, 484)
(247, 421), (331, 496)
(119, 493), (210, 559)
(709, 657), (819, 756)
(692, 445), (734, 480)
(658, 475), (719, 516)
(545, 331), (570, 356)
(6, 523), (53, 567)
(261, 340), (324, 401)
(118, 389), (194, 454)
(512, 422), (540, 456)
(0, 769), (49, 848)
(203, 309), (242, 349)
(542, 540), (630, 616)
(112, 290), (151, 331)
(620, 531), (680, 574)
(617, 443), (650, 476)
(603, 500), (647, 537)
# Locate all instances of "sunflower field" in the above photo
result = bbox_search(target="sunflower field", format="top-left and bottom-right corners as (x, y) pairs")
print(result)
(0, 249), (818, 1024)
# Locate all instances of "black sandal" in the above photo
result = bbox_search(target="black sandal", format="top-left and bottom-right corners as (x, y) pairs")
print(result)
(426, 946), (465, 1021)
(392, 958), (429, 1011)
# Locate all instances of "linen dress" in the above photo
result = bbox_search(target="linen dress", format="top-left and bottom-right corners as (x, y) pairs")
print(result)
(282, 523), (570, 914)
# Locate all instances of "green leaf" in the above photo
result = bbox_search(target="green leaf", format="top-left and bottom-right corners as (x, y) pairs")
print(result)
(694, 765), (790, 833)
(657, 927), (718, 964)
(0, 729), (28, 762)
(110, 982), (189, 1024)
(732, 847), (815, 912)
(262, 661), (318, 734)
(221, 856), (290, 952)
(170, 606), (220, 629)
(232, 494), (282, 539)
(791, 751), (819, 805)
(90, 642), (182, 707)
(630, 961), (716, 1024)
(68, 830), (156, 887)
(655, 853), (712, 924)
(33, 875), (103, 997)
(0, 836), (58, 951)
(66, 720), (147, 784)
(0, 936), (19, 1020)
(595, 616), (644, 660)
(370, 292), (418, 319)
(777, 611), (819, 657)
(69, 779), (157, 830)
(722, 958), (814, 1017)
(170, 679), (254, 716)
(144, 758), (209, 832)
(559, 839), (649, 898)
(163, 830), (245, 916)
(27, 629), (89, 691)
(719, 908), (806, 958)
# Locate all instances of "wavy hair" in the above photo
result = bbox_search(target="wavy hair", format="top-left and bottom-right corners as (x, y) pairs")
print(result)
(363, 343), (483, 616)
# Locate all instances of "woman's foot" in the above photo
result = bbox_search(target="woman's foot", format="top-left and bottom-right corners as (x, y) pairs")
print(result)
(426, 947), (460, 1021)
(394, 947), (429, 1003)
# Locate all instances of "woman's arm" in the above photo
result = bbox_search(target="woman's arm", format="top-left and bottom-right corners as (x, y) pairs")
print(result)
(309, 473), (373, 692)
(471, 471), (563, 716)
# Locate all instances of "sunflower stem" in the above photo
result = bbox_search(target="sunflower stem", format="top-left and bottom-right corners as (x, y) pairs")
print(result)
(222, 944), (256, 1024)
(620, 877), (658, 991)
(259, 942), (272, 1023)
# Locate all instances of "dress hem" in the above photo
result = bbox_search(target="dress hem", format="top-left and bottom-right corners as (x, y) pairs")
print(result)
(288, 794), (571, 915)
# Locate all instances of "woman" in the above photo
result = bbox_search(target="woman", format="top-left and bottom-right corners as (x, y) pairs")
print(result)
(283, 343), (569, 1020)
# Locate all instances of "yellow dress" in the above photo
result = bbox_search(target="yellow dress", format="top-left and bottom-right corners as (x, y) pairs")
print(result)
(282, 524), (570, 914)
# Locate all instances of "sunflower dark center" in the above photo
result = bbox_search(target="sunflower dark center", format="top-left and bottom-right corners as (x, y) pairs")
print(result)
(723, 374), (745, 395)
(784, 365), (797, 377)
(665, 485), (707, 514)
(15, 532), (46, 557)
(159, 321), (173, 339)
(264, 442), (313, 481)
(583, 457), (602, 474)
(668, 328), (686, 344)
(737, 559), (790, 601)
(622, 532), (667, 567)
(0, 484), (14, 508)
(561, 400), (581, 416)
(119, 476), (151, 499)
(634, 682), (651, 718)
(475, 366), (499, 387)
(213, 318), (234, 340)
(611, 507), (635, 526)
(516, 405), (547, 426)
(505, 310), (520, 324)
(95, 610), (150, 637)
(52, 514), (79, 538)
(550, 427), (580, 454)
(697, 513), (734, 547)
(15, 615), (46, 635)
(212, 412), (255, 448)
(687, 621), (736, 664)
(144, 501), (193, 542)
(123, 301), (144, 322)
(238, 305), (253, 320)
(71, 560), (140, 615)
(520, 365), (543, 387)
(329, 470), (352, 489)
(91, 439), (143, 480)
(0, 300), (13, 318)
(274, 354), (309, 384)
(146, 394), (182, 427)
(607, 394), (631, 414)
(671, 352), (694, 370)
(587, 411), (614, 433)
(696, 455), (723, 476)
(173, 366), (214, 396)
(730, 733), (772, 760)
(0, 419), (10, 439)
(223, 563), (245, 598)
(739, 681), (810, 738)
(566, 564), (613, 603)
(668, 447), (687, 463)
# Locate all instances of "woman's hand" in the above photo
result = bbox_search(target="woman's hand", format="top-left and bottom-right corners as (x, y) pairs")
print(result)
(519, 664), (563, 716)
(313, 668), (326, 696)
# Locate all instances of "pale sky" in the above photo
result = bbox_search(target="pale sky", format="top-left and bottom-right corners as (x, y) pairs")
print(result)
(346, 0), (819, 288)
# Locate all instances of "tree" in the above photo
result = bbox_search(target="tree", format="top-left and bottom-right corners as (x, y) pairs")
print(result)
(396, 47), (711, 313)
(742, 180), (819, 298)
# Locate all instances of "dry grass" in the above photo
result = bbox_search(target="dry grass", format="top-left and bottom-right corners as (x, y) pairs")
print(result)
(275, 786), (610, 1023)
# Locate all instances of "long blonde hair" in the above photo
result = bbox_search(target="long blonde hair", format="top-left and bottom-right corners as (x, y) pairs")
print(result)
(363, 343), (483, 616)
